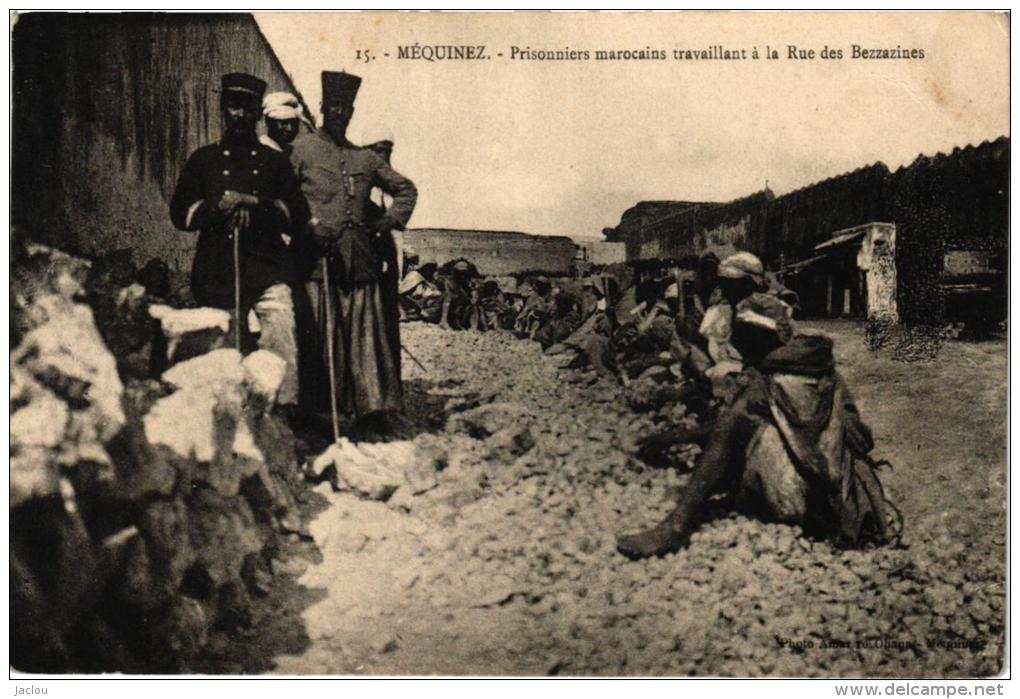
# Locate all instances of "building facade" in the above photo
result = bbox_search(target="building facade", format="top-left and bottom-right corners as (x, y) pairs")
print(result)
(607, 138), (1009, 325)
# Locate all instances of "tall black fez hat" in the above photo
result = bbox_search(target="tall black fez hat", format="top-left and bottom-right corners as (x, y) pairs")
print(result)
(221, 72), (267, 101)
(322, 71), (362, 106)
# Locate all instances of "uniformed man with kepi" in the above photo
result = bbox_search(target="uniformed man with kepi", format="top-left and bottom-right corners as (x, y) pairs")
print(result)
(170, 72), (310, 408)
(290, 71), (417, 439)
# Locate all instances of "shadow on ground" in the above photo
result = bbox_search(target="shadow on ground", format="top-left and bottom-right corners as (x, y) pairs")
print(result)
(197, 377), (453, 673)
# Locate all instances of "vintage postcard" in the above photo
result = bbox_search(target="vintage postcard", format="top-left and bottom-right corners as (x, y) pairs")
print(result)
(9, 10), (1009, 683)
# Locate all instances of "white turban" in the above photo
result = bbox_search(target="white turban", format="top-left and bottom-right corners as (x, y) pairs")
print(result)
(262, 92), (313, 128)
(362, 123), (395, 146)
(718, 251), (766, 287)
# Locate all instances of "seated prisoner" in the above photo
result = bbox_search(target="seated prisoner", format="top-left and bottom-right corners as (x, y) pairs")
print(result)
(399, 261), (443, 323)
(616, 293), (900, 560)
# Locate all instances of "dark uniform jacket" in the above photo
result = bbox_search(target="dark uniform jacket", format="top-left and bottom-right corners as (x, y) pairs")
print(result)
(290, 131), (417, 285)
(169, 134), (310, 308)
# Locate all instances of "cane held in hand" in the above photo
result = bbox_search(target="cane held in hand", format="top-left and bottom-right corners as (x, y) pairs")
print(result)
(221, 190), (254, 353)
(305, 241), (350, 488)
(322, 254), (341, 444)
(233, 221), (242, 352)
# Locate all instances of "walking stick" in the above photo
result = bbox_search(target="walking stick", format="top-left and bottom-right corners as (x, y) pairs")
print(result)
(321, 257), (342, 443)
(233, 222), (242, 353)
(401, 343), (428, 373)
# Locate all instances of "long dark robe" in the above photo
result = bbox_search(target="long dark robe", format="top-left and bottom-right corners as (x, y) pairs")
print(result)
(304, 257), (402, 418)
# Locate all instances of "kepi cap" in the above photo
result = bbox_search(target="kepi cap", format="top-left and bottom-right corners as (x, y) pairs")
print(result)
(322, 71), (362, 107)
(222, 72), (267, 100)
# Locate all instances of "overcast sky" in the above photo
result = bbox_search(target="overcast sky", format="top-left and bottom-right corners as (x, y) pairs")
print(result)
(256, 11), (1009, 238)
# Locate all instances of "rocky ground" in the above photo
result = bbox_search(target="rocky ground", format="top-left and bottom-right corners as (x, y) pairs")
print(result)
(259, 321), (1006, 677)
(10, 243), (317, 673)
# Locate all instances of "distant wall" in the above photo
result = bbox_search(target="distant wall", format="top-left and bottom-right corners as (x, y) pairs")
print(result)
(614, 139), (1008, 324)
(12, 13), (309, 270)
(605, 200), (706, 243)
(628, 191), (770, 262)
(760, 164), (890, 266)
(582, 241), (626, 266)
(403, 229), (577, 276)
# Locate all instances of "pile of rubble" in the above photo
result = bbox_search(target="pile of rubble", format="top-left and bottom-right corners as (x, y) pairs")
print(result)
(10, 241), (308, 672)
(370, 324), (1003, 677)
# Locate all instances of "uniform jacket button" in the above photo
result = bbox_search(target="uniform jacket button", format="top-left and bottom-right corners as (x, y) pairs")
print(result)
(223, 169), (230, 176)
(223, 149), (231, 156)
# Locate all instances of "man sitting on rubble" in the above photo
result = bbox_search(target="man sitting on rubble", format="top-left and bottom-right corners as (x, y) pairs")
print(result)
(616, 294), (900, 559)
(437, 258), (479, 330)
(636, 251), (788, 459)
(610, 275), (678, 381)
(545, 274), (621, 377)
(514, 276), (554, 339)
(399, 259), (443, 323)
(479, 279), (515, 331)
(535, 284), (585, 349)
(674, 251), (721, 347)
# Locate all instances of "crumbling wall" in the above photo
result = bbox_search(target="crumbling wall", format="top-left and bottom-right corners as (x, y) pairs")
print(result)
(10, 240), (307, 673)
(854, 223), (899, 322)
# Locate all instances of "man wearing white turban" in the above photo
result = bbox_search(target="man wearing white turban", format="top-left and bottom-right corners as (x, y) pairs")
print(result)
(260, 91), (313, 154)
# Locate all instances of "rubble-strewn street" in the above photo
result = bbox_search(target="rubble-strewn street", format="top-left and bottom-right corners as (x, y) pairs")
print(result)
(268, 322), (1006, 677)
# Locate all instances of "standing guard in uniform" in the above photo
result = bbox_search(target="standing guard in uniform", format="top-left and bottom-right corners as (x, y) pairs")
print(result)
(290, 71), (417, 438)
(169, 72), (309, 408)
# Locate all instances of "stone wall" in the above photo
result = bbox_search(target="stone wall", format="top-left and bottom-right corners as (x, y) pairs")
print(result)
(403, 228), (577, 276)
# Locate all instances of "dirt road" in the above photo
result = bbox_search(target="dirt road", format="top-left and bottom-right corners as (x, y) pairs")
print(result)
(268, 321), (1006, 677)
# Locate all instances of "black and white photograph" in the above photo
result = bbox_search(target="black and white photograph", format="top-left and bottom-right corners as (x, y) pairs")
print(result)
(8, 9), (1010, 681)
